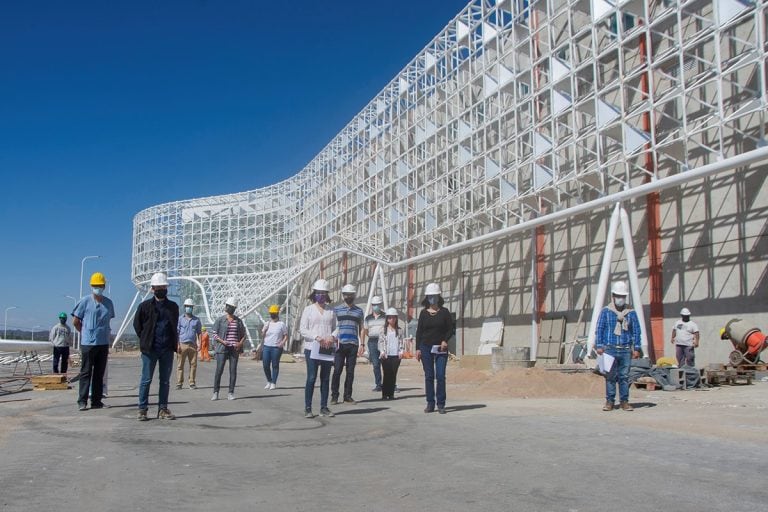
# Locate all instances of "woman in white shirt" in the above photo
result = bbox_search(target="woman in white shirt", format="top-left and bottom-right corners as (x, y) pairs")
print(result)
(299, 279), (337, 418)
(378, 308), (405, 400)
(261, 304), (288, 390)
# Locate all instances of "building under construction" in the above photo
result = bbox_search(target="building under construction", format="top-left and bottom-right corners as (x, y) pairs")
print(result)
(124, 0), (768, 367)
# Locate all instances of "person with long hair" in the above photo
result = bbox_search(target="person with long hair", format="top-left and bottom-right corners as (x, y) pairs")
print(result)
(299, 279), (338, 418)
(378, 308), (405, 400)
(415, 283), (453, 414)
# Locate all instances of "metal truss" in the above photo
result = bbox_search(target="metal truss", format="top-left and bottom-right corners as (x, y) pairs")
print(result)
(131, 0), (768, 323)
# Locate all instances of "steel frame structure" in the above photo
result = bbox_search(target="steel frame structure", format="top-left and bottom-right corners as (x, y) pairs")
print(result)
(124, 0), (768, 347)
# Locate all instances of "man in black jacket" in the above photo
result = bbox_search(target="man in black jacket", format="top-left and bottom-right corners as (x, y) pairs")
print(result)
(133, 272), (179, 421)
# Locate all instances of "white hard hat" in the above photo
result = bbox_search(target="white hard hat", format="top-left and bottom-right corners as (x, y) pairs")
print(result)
(371, 295), (383, 305)
(680, 307), (691, 316)
(610, 281), (629, 296)
(183, 298), (195, 307)
(312, 279), (330, 292)
(225, 297), (238, 308)
(424, 283), (442, 295)
(341, 284), (356, 294)
(385, 307), (398, 316)
(150, 272), (169, 287)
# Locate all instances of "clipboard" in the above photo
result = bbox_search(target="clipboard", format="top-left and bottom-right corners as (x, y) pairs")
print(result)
(310, 340), (336, 362)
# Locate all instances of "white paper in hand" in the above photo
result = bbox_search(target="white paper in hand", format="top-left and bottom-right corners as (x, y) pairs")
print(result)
(597, 353), (615, 374)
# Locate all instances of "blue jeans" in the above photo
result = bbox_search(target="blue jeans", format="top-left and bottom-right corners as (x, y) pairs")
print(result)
(214, 348), (239, 394)
(138, 350), (174, 411)
(262, 345), (283, 384)
(304, 349), (332, 410)
(604, 348), (632, 403)
(367, 339), (381, 387)
(420, 344), (448, 407)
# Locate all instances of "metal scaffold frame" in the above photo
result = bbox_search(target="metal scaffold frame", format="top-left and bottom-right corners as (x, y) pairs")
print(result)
(126, 0), (768, 349)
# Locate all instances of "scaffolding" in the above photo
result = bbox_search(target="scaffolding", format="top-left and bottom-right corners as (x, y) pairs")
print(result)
(129, 0), (768, 342)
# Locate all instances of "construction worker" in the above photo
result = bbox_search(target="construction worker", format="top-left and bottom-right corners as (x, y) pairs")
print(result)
(177, 298), (202, 389)
(300, 278), (337, 418)
(49, 312), (72, 374)
(133, 272), (179, 421)
(72, 272), (115, 411)
(594, 281), (642, 412)
(211, 297), (246, 400)
(199, 326), (211, 361)
(363, 296), (386, 392)
(415, 283), (453, 414)
(671, 307), (699, 367)
(261, 304), (288, 389)
(331, 284), (364, 405)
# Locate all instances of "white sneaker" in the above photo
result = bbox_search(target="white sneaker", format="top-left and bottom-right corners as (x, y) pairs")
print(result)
(227, 393), (235, 400)
(264, 382), (271, 389)
(269, 383), (276, 390)
(211, 392), (219, 401)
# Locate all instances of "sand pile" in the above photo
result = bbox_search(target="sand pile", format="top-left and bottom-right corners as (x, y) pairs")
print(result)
(448, 366), (604, 399)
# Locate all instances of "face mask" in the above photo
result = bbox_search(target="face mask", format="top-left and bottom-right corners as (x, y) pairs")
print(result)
(59, 318), (66, 324)
(427, 296), (438, 305)
(614, 298), (626, 308)
(225, 305), (236, 315)
(270, 313), (279, 320)
(372, 305), (381, 313)
(92, 287), (104, 296)
(344, 296), (355, 305)
(185, 306), (193, 314)
(314, 293), (328, 303)
(154, 289), (168, 300)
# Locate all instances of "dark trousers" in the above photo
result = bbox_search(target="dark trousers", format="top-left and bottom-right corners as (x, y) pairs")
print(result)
(675, 345), (695, 367)
(213, 348), (240, 394)
(53, 346), (70, 374)
(381, 355), (401, 398)
(331, 343), (358, 400)
(78, 345), (108, 406)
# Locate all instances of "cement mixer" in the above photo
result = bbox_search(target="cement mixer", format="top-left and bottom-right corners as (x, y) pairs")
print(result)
(720, 318), (768, 366)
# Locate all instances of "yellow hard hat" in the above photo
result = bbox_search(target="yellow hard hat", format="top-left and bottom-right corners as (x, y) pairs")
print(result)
(720, 327), (726, 338)
(268, 304), (280, 314)
(201, 326), (207, 331)
(90, 272), (106, 286)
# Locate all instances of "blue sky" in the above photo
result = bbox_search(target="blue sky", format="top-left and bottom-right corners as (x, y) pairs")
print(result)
(0, 0), (469, 333)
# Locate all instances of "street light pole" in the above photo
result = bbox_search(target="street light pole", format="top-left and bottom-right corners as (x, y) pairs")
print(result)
(78, 255), (100, 350)
(4, 306), (18, 339)
(79, 255), (101, 300)
(31, 325), (41, 342)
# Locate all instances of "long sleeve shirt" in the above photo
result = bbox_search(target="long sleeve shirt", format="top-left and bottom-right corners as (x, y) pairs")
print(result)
(49, 323), (72, 348)
(299, 304), (337, 351)
(415, 307), (453, 347)
(595, 306), (641, 351)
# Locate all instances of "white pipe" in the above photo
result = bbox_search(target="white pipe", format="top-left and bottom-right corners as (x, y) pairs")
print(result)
(586, 204), (622, 354)
(530, 228), (538, 361)
(365, 264), (381, 315)
(112, 290), (147, 349)
(620, 205), (649, 356)
(379, 264), (389, 311)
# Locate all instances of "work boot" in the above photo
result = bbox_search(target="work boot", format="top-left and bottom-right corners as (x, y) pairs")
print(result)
(343, 397), (357, 405)
(438, 406), (446, 415)
(320, 407), (335, 417)
(157, 408), (176, 420)
(424, 404), (435, 413)
(602, 401), (614, 411)
(619, 401), (634, 411)
(330, 395), (340, 405)
(137, 409), (148, 422)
